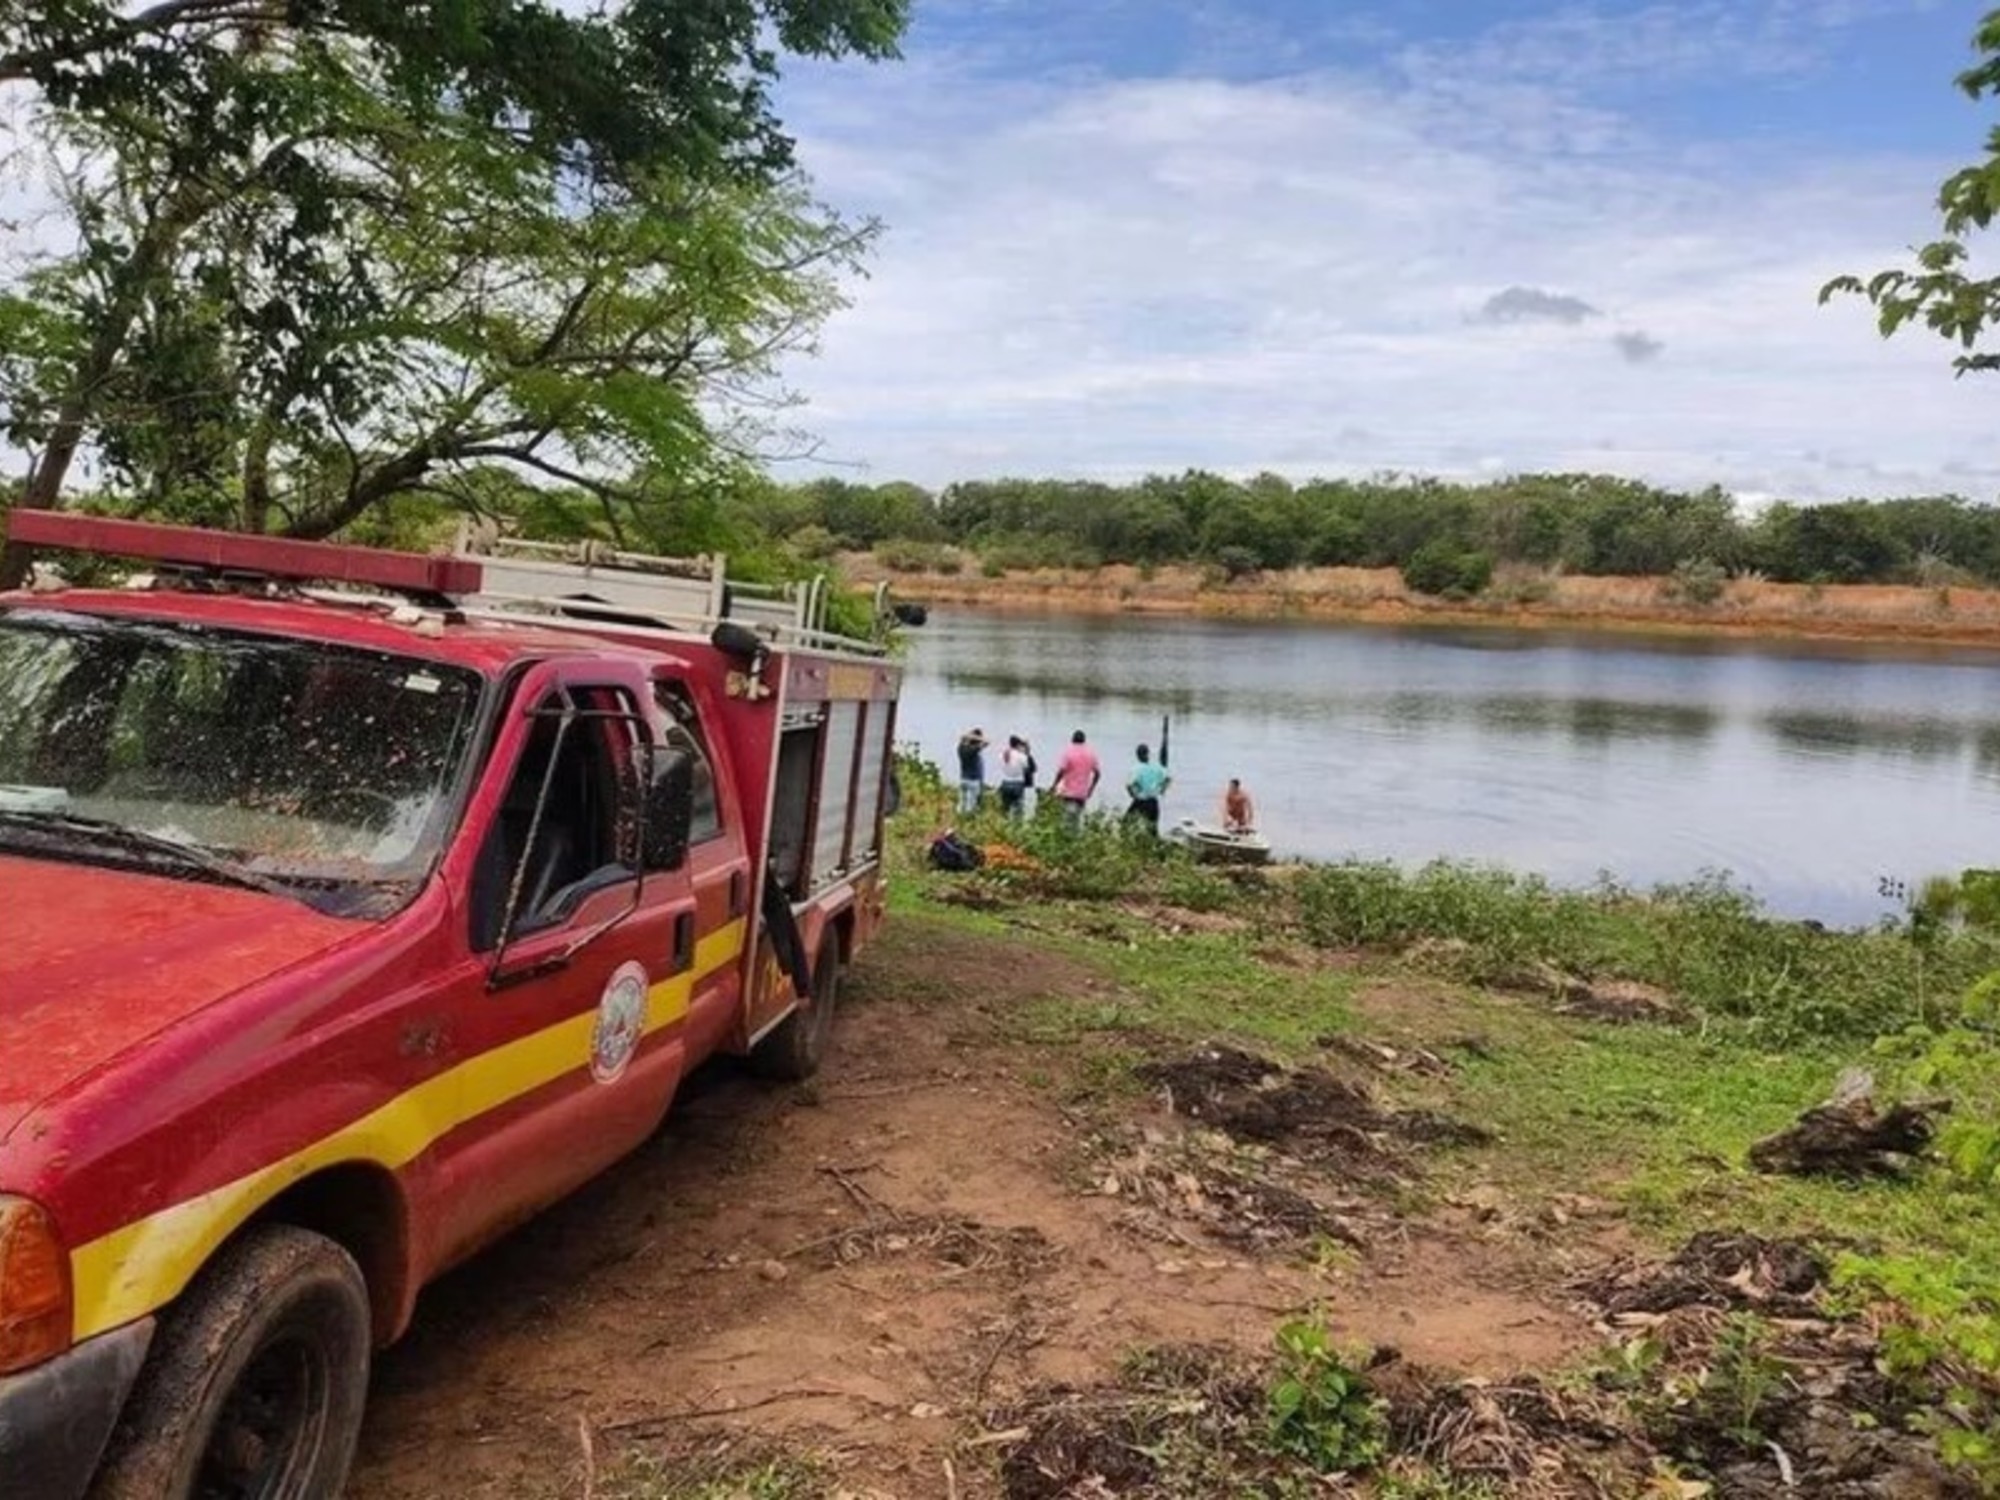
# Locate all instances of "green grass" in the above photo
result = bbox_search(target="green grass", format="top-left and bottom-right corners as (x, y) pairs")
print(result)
(1292, 859), (1994, 1044)
(886, 788), (2000, 1474)
(892, 874), (1364, 1053)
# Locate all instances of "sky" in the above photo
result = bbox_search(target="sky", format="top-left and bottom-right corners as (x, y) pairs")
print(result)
(771, 0), (1999, 501)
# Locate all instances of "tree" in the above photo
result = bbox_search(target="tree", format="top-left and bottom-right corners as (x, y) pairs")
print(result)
(4, 121), (873, 541)
(0, 0), (905, 581)
(1821, 9), (2000, 375)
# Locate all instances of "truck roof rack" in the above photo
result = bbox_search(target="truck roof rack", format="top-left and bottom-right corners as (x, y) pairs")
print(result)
(449, 521), (889, 656)
(3, 511), (895, 658)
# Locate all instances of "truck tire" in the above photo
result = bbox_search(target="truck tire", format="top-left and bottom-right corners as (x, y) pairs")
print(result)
(91, 1225), (370, 1500)
(751, 933), (840, 1082)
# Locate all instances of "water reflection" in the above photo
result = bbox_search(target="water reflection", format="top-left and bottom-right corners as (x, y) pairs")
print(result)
(1980, 727), (2000, 785)
(899, 611), (2000, 925)
(942, 667), (1202, 714)
(1767, 711), (1979, 765)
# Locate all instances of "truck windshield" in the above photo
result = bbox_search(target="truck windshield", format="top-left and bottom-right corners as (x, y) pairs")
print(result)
(0, 609), (485, 916)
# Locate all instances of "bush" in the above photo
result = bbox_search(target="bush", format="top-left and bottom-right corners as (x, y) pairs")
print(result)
(1292, 861), (1999, 1043)
(1265, 1319), (1386, 1473)
(1666, 556), (1728, 606)
(1453, 548), (1495, 596)
(1836, 965), (2000, 1490)
(1215, 545), (1262, 581)
(786, 523), (839, 561)
(965, 808), (1167, 900)
(1486, 564), (1558, 605)
(1402, 541), (1493, 598)
(979, 535), (1102, 573)
(874, 539), (953, 573)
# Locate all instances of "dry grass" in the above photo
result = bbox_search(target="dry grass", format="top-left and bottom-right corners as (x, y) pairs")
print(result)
(843, 556), (2000, 642)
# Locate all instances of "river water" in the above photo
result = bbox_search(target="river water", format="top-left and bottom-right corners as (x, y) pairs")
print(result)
(893, 609), (2000, 927)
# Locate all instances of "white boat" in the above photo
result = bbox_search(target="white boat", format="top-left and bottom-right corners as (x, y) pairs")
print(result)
(1166, 818), (1272, 866)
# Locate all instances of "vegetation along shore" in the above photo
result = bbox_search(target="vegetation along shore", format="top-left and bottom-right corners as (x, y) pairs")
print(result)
(788, 471), (2000, 645)
(846, 555), (2000, 646)
(348, 777), (2000, 1498)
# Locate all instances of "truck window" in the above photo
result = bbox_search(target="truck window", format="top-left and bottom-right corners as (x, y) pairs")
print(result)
(653, 683), (721, 843)
(471, 686), (637, 948)
(768, 723), (819, 897)
(0, 610), (481, 916)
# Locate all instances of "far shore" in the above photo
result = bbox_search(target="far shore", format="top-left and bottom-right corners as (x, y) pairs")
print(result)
(846, 556), (2000, 648)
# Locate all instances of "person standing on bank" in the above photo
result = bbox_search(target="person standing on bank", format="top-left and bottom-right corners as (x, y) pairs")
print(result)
(998, 734), (1033, 818)
(956, 727), (989, 814)
(1125, 743), (1171, 834)
(1052, 729), (1101, 827)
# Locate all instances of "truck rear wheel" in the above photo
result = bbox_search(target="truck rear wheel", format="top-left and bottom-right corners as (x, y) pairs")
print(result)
(752, 933), (840, 1082)
(92, 1225), (370, 1500)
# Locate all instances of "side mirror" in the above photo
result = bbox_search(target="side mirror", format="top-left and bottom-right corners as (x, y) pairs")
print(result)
(891, 601), (928, 627)
(710, 620), (766, 660)
(640, 746), (695, 871)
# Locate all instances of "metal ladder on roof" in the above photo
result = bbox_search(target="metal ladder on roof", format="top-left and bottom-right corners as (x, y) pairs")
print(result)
(449, 520), (881, 655)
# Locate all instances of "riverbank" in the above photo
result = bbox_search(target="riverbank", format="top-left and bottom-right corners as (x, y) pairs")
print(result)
(848, 555), (2000, 647)
(346, 806), (2000, 1499)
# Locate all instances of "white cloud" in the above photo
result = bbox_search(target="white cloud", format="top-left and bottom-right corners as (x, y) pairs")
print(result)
(774, 42), (1996, 499)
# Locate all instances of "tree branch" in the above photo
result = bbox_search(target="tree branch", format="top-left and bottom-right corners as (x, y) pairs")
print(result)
(1, 1), (290, 83)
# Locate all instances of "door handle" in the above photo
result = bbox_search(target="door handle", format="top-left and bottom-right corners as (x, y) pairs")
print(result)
(672, 912), (696, 974)
(727, 870), (746, 917)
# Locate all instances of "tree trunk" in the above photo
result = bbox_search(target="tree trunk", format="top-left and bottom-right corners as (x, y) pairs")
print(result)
(0, 192), (204, 589)
(240, 419), (275, 533)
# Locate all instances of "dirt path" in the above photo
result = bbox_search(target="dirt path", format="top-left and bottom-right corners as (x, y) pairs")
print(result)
(348, 920), (1595, 1499)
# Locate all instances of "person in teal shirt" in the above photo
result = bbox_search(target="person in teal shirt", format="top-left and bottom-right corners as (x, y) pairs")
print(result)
(1124, 743), (1171, 834)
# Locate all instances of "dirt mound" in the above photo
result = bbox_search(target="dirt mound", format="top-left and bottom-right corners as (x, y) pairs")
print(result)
(1483, 960), (1687, 1025)
(1582, 1231), (1827, 1318)
(1557, 978), (1683, 1025)
(1635, 1310), (1980, 1499)
(1379, 1363), (1646, 1498)
(1579, 1233), (1983, 1498)
(1317, 1032), (1457, 1078)
(1133, 1044), (1490, 1176)
(1089, 1123), (1371, 1251)
(1748, 1068), (1948, 1178)
(995, 1345), (1264, 1500)
(801, 1211), (1056, 1279)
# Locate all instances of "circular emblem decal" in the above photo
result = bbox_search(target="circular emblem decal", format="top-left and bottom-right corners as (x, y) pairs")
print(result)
(590, 961), (649, 1083)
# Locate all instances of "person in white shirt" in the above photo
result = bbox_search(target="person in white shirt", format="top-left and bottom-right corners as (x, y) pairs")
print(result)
(997, 735), (1034, 818)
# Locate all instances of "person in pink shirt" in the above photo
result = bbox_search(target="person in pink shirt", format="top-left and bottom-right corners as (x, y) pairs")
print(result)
(1051, 729), (1102, 827)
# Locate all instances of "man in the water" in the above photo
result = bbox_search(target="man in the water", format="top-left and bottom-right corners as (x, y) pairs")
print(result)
(1222, 778), (1256, 833)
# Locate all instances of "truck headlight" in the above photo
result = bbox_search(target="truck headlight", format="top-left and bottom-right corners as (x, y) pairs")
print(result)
(0, 1196), (71, 1373)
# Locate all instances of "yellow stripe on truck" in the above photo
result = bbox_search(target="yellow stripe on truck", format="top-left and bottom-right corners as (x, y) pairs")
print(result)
(68, 920), (745, 1342)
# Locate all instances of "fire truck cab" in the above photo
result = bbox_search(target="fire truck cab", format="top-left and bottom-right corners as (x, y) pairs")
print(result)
(0, 514), (906, 1499)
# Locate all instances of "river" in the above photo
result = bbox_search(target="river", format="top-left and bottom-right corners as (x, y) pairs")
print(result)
(892, 609), (2000, 927)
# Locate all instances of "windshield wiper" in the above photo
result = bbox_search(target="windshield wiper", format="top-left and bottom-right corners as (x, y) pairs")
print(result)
(0, 809), (302, 903)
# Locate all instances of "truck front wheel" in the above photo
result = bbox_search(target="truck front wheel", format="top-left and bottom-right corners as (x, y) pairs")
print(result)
(752, 933), (840, 1081)
(92, 1225), (370, 1500)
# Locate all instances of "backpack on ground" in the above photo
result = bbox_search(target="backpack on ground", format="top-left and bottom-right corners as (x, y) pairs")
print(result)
(928, 831), (984, 872)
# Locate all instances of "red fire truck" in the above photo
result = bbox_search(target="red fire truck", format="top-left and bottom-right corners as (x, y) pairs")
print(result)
(0, 512), (909, 1498)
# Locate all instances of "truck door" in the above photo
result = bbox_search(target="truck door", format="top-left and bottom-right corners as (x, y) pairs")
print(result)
(426, 660), (706, 1272)
(652, 676), (751, 1061)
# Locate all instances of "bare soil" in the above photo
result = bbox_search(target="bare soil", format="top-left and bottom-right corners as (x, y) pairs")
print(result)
(347, 919), (1592, 1498)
